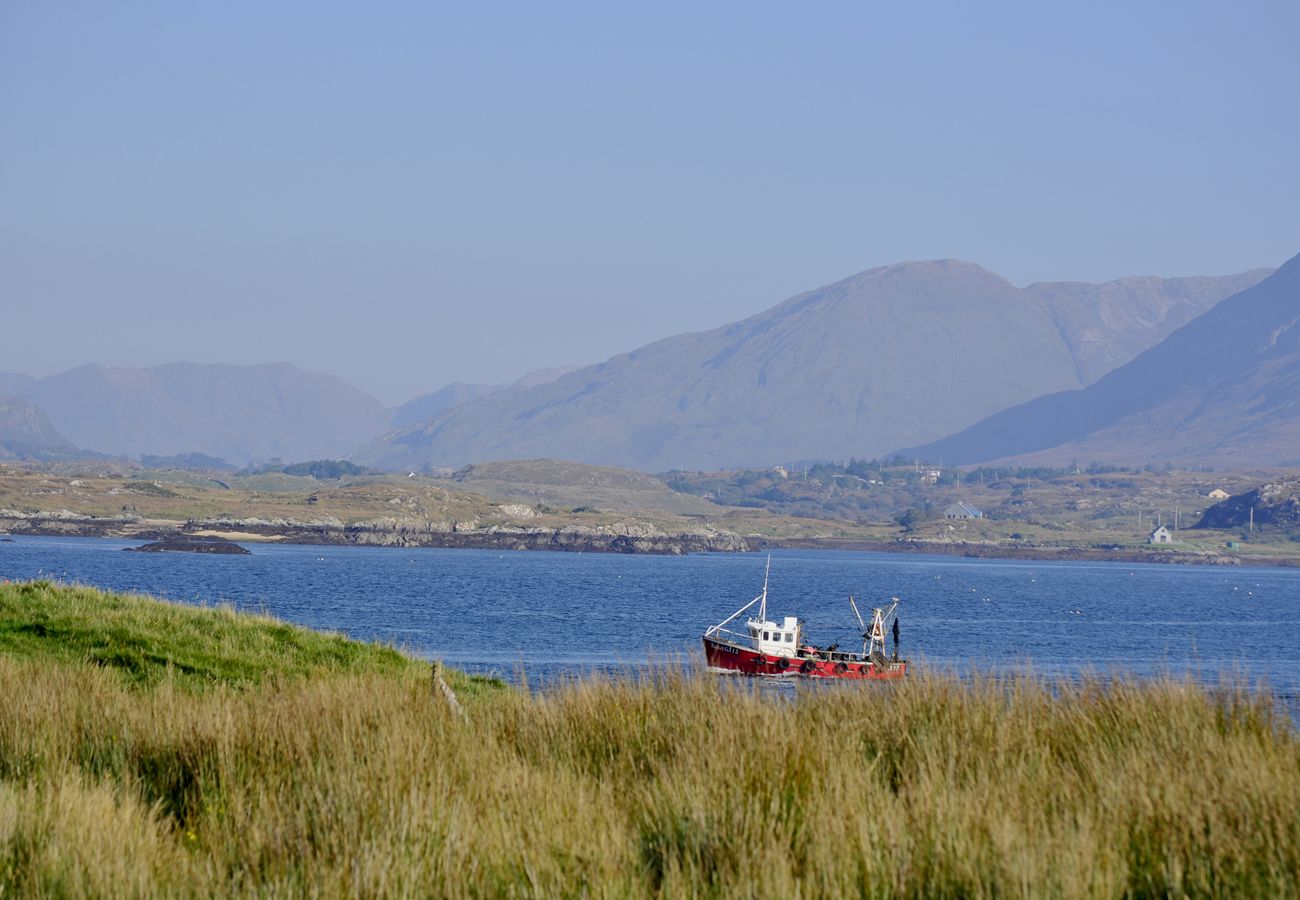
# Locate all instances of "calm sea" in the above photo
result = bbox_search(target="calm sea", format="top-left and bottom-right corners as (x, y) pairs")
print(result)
(4, 535), (1299, 697)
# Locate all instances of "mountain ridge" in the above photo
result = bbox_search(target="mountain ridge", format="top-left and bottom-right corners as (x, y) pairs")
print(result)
(19, 362), (393, 466)
(904, 252), (1300, 467)
(354, 259), (1264, 473)
(1025, 269), (1272, 384)
(0, 394), (80, 461)
(390, 366), (578, 429)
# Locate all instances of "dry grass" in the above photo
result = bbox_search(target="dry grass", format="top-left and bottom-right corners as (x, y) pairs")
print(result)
(1, 582), (1298, 897)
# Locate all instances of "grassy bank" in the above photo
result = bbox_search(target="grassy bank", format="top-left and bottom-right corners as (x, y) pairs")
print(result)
(1, 581), (1298, 896)
(0, 579), (418, 689)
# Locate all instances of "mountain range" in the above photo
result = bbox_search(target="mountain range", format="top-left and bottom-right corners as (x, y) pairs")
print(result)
(0, 395), (79, 461)
(2, 258), (1283, 471)
(0, 362), (578, 467)
(907, 253), (1300, 468)
(354, 261), (1267, 472)
(3, 363), (391, 466)
(390, 367), (578, 429)
(1023, 271), (1270, 384)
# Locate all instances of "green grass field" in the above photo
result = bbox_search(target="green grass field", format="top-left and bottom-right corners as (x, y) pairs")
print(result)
(1, 580), (1298, 896)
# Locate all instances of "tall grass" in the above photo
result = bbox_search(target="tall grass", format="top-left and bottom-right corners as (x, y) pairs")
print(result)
(1, 580), (1297, 896)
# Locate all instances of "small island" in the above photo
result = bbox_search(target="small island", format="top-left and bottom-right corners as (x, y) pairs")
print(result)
(124, 535), (251, 555)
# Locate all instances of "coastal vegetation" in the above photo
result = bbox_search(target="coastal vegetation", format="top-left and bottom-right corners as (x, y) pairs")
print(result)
(2, 580), (1298, 896)
(0, 463), (765, 554)
(4, 458), (1300, 563)
(666, 460), (1300, 564)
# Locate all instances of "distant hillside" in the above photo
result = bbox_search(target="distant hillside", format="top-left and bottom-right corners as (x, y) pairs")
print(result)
(0, 395), (81, 461)
(1027, 269), (1271, 383)
(391, 366), (578, 428)
(139, 452), (236, 472)
(391, 383), (500, 429)
(450, 458), (723, 515)
(356, 260), (1260, 472)
(1197, 477), (1300, 532)
(907, 252), (1300, 468)
(21, 362), (391, 466)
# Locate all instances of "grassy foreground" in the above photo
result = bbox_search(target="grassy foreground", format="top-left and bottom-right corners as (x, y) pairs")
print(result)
(1, 582), (1298, 896)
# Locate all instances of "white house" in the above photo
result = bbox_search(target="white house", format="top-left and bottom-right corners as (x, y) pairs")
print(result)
(1148, 525), (1173, 544)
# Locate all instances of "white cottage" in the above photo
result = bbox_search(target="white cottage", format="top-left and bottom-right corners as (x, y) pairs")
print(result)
(1148, 525), (1173, 544)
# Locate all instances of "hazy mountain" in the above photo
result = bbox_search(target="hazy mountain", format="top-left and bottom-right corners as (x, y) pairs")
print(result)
(391, 366), (579, 428)
(906, 252), (1300, 468)
(512, 366), (581, 388)
(139, 452), (237, 472)
(391, 383), (500, 429)
(23, 362), (391, 465)
(0, 394), (80, 460)
(355, 260), (1260, 473)
(1027, 270), (1271, 383)
(0, 372), (37, 397)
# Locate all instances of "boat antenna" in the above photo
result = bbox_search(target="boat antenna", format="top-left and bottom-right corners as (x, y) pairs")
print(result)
(759, 554), (771, 622)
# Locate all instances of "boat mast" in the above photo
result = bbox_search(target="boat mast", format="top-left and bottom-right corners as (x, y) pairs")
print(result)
(758, 554), (771, 622)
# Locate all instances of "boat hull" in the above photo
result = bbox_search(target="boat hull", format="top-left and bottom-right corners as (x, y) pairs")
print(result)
(702, 635), (906, 680)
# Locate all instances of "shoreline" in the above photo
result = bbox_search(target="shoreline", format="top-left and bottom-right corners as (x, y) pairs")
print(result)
(748, 535), (1295, 567)
(4, 514), (1297, 567)
(0, 514), (747, 556)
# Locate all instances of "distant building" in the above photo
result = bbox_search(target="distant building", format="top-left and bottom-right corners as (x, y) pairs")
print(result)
(770, 466), (789, 479)
(921, 468), (942, 485)
(944, 501), (983, 520)
(1149, 525), (1173, 544)
(1207, 488), (1230, 500)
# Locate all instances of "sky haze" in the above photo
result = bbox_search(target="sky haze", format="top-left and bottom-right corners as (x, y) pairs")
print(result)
(3, 1), (1298, 403)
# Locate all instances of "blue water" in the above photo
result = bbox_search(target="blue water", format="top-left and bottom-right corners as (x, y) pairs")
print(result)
(3, 535), (1299, 697)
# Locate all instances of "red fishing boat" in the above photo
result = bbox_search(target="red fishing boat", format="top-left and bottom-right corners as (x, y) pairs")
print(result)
(702, 558), (907, 679)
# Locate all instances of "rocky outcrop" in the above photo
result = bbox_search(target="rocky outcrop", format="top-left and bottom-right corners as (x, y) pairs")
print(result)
(0, 508), (142, 536)
(753, 536), (1244, 566)
(0, 506), (747, 554)
(181, 516), (748, 554)
(125, 536), (251, 554)
(1196, 477), (1300, 532)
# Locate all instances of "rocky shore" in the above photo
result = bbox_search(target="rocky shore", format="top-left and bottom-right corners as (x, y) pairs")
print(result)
(3, 508), (1289, 565)
(753, 536), (1253, 566)
(0, 509), (749, 555)
(183, 516), (749, 554)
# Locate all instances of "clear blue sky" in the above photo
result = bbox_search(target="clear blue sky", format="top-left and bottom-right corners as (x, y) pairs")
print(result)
(3, 1), (1297, 404)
